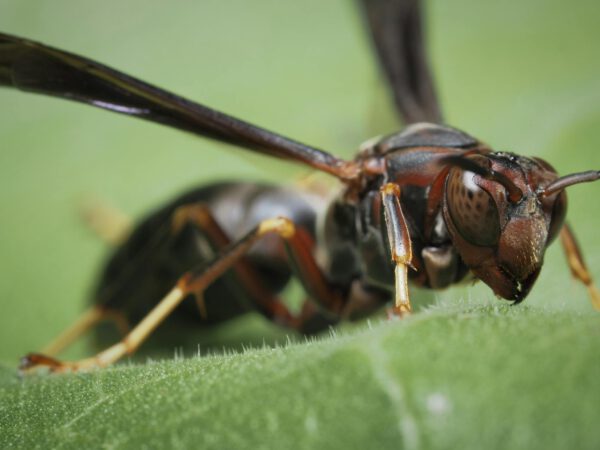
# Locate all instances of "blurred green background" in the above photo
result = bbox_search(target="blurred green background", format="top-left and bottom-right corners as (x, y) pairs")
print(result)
(0, 0), (599, 365)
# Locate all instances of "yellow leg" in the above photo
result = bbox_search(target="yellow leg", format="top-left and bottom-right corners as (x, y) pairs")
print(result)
(381, 183), (414, 317)
(394, 263), (412, 316)
(20, 217), (298, 373)
(41, 306), (129, 357)
(79, 196), (133, 246)
(561, 224), (600, 310)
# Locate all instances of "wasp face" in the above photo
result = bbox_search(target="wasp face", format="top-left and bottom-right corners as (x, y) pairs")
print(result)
(443, 153), (566, 302)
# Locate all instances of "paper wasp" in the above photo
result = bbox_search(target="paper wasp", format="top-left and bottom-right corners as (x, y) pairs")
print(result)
(1, 0), (598, 373)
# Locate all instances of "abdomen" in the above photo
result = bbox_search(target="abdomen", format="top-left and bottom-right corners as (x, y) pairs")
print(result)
(93, 182), (323, 326)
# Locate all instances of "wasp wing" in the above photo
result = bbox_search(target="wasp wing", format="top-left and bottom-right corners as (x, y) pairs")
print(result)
(0, 32), (355, 180)
(358, 0), (443, 124)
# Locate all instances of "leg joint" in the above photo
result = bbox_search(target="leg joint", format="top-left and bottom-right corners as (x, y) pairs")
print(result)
(171, 204), (213, 236)
(257, 217), (296, 239)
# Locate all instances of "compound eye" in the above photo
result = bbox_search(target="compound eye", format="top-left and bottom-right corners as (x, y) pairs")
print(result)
(446, 167), (501, 246)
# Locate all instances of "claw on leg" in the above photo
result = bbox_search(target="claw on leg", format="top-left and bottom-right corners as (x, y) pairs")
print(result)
(18, 216), (314, 374)
(19, 353), (63, 373)
(19, 352), (102, 374)
(20, 287), (185, 374)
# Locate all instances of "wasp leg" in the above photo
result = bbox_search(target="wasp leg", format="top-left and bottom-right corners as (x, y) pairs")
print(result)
(173, 204), (345, 322)
(174, 203), (342, 330)
(19, 216), (335, 373)
(40, 307), (130, 357)
(170, 204), (298, 324)
(560, 223), (600, 310)
(79, 196), (133, 246)
(277, 222), (346, 316)
(27, 204), (180, 365)
(381, 183), (414, 317)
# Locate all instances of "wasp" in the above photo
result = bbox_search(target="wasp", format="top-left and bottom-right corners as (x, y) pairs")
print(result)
(2, 0), (598, 373)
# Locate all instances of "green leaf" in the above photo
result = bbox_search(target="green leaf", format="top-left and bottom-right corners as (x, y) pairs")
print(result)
(1, 305), (599, 449)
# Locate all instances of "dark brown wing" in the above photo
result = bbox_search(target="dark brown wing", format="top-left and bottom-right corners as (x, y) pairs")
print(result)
(358, 0), (443, 124)
(0, 33), (357, 180)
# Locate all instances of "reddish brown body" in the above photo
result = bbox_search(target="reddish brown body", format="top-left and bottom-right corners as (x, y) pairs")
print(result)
(93, 121), (586, 340)
(326, 123), (572, 304)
